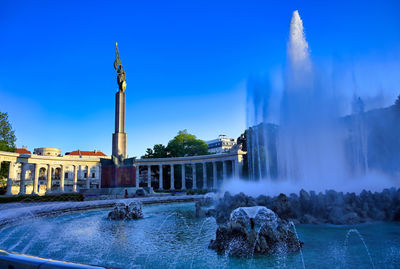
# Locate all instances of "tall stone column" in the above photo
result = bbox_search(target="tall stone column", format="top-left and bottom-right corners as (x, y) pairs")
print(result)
(222, 161), (227, 181)
(86, 166), (91, 189)
(170, 164), (175, 190)
(6, 161), (14, 195)
(192, 163), (197, 190)
(47, 165), (52, 192)
(60, 165), (65, 193)
(212, 162), (217, 189)
(112, 90), (127, 160)
(73, 165), (78, 192)
(147, 165), (151, 188)
(233, 159), (240, 179)
(202, 162), (207, 189)
(33, 164), (39, 195)
(19, 163), (27, 195)
(136, 165), (140, 187)
(159, 164), (163, 190)
(181, 164), (186, 190)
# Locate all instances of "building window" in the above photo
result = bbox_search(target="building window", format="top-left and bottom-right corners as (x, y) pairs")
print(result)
(65, 172), (68, 179)
(84, 172), (87, 178)
(92, 172), (95, 178)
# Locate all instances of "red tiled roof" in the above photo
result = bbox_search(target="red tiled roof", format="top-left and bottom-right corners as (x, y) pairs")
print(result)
(65, 150), (107, 157)
(16, 148), (31, 154)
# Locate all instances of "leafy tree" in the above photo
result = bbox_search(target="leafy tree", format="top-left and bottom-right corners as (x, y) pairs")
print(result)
(142, 144), (168, 158)
(396, 95), (400, 106)
(141, 130), (209, 158)
(166, 130), (209, 157)
(0, 112), (16, 189)
(0, 112), (16, 152)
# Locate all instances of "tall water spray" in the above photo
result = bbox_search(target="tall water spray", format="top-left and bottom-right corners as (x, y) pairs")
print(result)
(244, 10), (377, 192)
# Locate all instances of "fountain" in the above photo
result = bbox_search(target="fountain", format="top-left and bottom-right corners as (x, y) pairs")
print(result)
(107, 201), (144, 220)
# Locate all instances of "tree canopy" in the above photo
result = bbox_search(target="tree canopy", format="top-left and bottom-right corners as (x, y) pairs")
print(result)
(396, 95), (400, 106)
(0, 112), (16, 152)
(142, 130), (209, 158)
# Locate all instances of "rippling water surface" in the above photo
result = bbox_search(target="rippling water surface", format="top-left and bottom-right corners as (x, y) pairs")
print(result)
(0, 202), (399, 268)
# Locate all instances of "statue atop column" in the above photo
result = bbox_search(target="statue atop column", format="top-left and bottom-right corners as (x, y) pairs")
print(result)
(114, 42), (126, 92)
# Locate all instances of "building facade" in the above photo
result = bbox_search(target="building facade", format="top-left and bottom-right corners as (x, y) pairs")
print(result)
(206, 135), (237, 154)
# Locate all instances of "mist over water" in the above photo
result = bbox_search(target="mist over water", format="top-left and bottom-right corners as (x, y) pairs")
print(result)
(231, 10), (399, 196)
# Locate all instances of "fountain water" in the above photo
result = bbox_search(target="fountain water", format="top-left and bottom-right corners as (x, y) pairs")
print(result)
(243, 10), (392, 195)
(344, 229), (375, 269)
(289, 221), (306, 269)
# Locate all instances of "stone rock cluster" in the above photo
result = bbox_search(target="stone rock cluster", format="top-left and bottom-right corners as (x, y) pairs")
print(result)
(209, 188), (400, 225)
(208, 206), (302, 256)
(108, 201), (144, 220)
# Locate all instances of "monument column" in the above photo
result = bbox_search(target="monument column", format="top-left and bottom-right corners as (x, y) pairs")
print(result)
(222, 161), (227, 180)
(73, 165), (78, 192)
(47, 165), (52, 192)
(6, 161), (14, 195)
(33, 164), (39, 195)
(181, 164), (186, 190)
(136, 165), (140, 187)
(112, 43), (127, 160)
(192, 163), (197, 190)
(19, 163), (27, 195)
(86, 166), (91, 189)
(147, 165), (151, 188)
(60, 165), (65, 192)
(159, 164), (163, 190)
(170, 164), (175, 190)
(212, 162), (217, 189)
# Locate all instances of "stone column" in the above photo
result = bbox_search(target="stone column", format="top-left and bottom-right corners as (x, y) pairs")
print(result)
(47, 164), (52, 192)
(192, 163), (197, 190)
(181, 164), (186, 190)
(19, 163), (27, 195)
(73, 165), (78, 192)
(136, 165), (140, 187)
(147, 165), (151, 188)
(222, 160), (227, 180)
(33, 164), (39, 195)
(60, 165), (65, 193)
(170, 164), (175, 190)
(212, 162), (217, 189)
(86, 166), (91, 189)
(6, 161), (14, 195)
(233, 159), (240, 179)
(159, 164), (163, 190)
(202, 162), (207, 189)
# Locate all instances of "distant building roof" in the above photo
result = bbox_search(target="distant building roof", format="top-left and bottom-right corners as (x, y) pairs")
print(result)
(65, 150), (107, 157)
(16, 147), (31, 154)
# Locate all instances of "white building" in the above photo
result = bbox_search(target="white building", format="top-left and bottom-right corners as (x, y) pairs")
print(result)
(206, 135), (237, 154)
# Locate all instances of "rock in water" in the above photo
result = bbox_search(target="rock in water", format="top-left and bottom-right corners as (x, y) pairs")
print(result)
(108, 201), (144, 220)
(209, 206), (303, 257)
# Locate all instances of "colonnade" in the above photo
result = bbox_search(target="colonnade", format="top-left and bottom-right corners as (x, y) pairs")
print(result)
(0, 154), (102, 195)
(136, 158), (240, 190)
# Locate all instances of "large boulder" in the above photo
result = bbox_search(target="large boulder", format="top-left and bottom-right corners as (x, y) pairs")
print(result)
(209, 206), (303, 257)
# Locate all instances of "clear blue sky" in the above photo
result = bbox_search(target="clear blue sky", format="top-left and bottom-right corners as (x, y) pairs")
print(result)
(1, 0), (399, 157)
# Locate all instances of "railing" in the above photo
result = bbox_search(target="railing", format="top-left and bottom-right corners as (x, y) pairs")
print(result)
(0, 249), (107, 269)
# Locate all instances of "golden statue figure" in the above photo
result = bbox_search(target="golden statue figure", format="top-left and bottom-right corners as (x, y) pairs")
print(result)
(114, 42), (126, 92)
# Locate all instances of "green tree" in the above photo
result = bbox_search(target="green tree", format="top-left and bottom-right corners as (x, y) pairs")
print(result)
(0, 112), (16, 191)
(166, 130), (209, 157)
(141, 130), (209, 158)
(0, 112), (16, 152)
(142, 144), (168, 158)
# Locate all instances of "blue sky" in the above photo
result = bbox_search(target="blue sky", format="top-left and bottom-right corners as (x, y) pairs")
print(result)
(1, 0), (400, 157)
